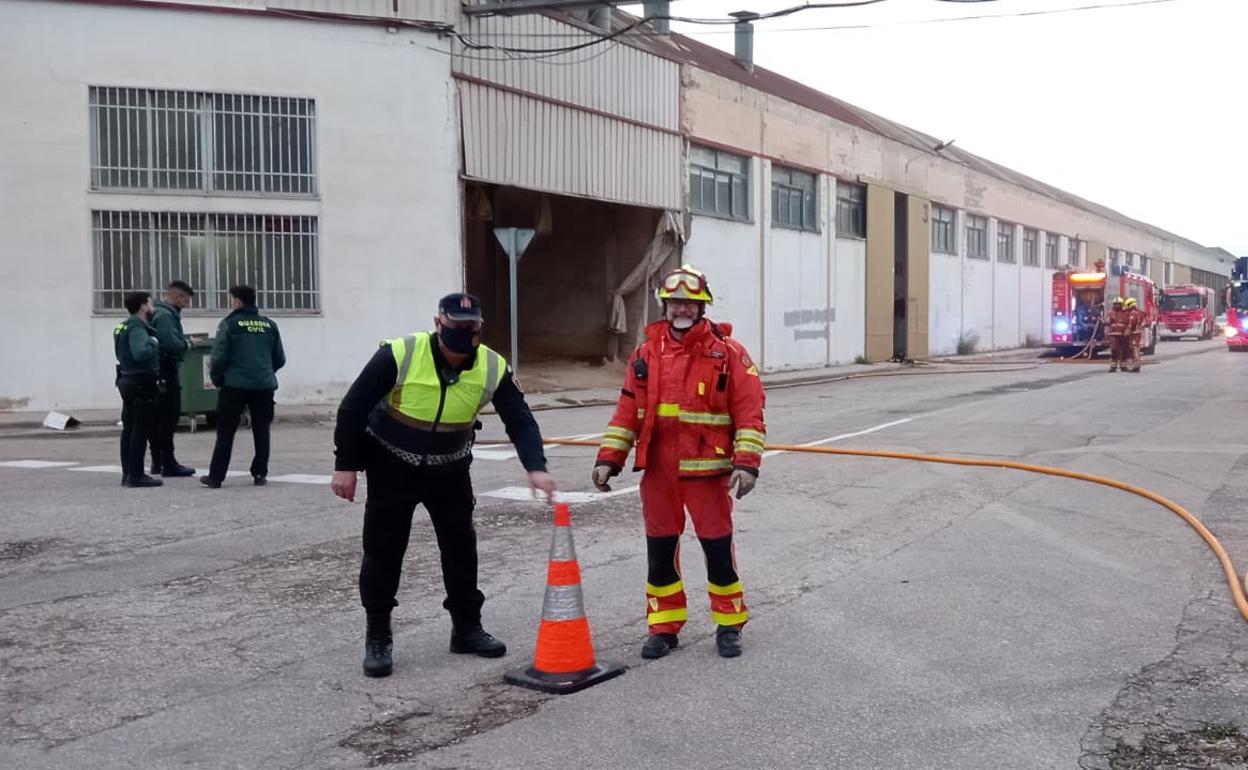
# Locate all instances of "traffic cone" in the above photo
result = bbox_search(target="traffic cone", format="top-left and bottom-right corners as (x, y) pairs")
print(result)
(505, 503), (626, 694)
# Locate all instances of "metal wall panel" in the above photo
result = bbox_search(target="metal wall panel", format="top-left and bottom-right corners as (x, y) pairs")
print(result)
(117, 0), (451, 23)
(455, 14), (680, 132)
(460, 80), (680, 210)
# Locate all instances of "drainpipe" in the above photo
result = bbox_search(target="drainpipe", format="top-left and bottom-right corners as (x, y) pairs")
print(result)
(587, 6), (611, 31)
(643, 1), (670, 34)
(730, 11), (758, 73)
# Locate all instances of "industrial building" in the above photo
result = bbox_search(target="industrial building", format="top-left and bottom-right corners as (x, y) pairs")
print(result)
(0, 0), (1233, 411)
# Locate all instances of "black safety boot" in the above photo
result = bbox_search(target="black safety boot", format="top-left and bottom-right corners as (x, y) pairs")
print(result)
(363, 613), (393, 678)
(252, 475), (268, 486)
(199, 475), (221, 489)
(715, 626), (742, 658)
(125, 474), (164, 488)
(162, 461), (196, 478)
(640, 633), (679, 659)
(449, 625), (507, 658)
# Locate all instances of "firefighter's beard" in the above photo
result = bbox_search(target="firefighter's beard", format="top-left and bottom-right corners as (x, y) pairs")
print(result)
(670, 316), (696, 330)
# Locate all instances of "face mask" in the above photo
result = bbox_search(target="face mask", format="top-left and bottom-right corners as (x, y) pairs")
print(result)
(439, 325), (479, 354)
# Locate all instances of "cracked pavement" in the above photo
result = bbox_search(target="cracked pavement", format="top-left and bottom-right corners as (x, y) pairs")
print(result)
(2, 339), (1246, 768)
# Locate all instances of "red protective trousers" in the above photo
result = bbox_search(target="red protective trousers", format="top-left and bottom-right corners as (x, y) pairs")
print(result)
(641, 340), (748, 636)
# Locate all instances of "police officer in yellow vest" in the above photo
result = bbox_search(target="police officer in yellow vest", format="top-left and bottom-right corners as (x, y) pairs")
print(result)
(331, 293), (557, 678)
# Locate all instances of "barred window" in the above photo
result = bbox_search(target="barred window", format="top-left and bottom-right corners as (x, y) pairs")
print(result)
(689, 145), (749, 220)
(835, 182), (866, 238)
(1068, 238), (1081, 267)
(997, 221), (1016, 263)
(1023, 228), (1039, 266)
(90, 87), (317, 195)
(771, 166), (818, 232)
(92, 211), (319, 313)
(966, 215), (988, 259)
(1045, 234), (1059, 268)
(932, 205), (955, 254)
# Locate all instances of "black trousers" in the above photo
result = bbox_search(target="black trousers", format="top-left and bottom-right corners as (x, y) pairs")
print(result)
(207, 387), (275, 482)
(117, 375), (159, 479)
(149, 365), (182, 470)
(358, 444), (484, 627)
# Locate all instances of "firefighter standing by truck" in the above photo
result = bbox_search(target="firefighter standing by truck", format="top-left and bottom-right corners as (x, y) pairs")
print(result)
(592, 265), (766, 660)
(1124, 297), (1143, 373)
(1107, 297), (1130, 372)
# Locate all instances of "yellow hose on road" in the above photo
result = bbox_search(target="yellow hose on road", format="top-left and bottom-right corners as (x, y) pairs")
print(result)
(534, 437), (1248, 623)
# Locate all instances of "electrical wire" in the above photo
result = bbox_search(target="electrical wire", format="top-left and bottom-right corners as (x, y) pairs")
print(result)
(459, 0), (1185, 41)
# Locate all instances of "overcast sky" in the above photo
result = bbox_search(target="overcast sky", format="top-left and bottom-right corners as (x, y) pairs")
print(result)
(622, 0), (1246, 255)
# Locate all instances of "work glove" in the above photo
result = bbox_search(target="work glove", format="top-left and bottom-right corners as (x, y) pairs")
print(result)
(591, 463), (619, 492)
(729, 468), (757, 500)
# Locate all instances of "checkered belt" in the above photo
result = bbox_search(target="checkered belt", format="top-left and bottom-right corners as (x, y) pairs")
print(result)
(367, 426), (473, 467)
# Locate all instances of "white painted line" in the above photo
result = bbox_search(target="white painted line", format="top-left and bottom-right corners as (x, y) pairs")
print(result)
(481, 485), (639, 504)
(0, 460), (79, 469)
(268, 473), (332, 485)
(68, 465), (125, 473)
(473, 448), (517, 461)
(191, 470), (250, 478)
(763, 417), (915, 459)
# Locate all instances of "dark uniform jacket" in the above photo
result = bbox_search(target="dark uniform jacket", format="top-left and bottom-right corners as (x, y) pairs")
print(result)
(210, 306), (286, 390)
(151, 301), (189, 371)
(114, 314), (160, 379)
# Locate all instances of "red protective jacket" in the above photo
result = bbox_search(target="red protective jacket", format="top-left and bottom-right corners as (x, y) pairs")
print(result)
(596, 318), (766, 478)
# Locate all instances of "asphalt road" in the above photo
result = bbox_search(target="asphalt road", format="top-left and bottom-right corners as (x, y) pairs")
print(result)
(2, 339), (1247, 769)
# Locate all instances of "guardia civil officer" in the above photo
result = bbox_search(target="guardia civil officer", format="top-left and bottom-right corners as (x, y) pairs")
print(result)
(114, 291), (163, 488)
(331, 293), (556, 678)
(201, 285), (286, 488)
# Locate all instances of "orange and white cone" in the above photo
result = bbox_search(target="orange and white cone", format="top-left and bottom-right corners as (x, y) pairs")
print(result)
(505, 502), (626, 694)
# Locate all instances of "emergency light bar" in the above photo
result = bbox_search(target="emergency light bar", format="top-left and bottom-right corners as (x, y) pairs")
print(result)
(1069, 273), (1106, 284)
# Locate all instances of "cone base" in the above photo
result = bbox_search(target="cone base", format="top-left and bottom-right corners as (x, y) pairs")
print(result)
(503, 660), (626, 695)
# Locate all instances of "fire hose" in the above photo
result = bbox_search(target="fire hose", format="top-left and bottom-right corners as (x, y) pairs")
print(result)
(516, 437), (1248, 624)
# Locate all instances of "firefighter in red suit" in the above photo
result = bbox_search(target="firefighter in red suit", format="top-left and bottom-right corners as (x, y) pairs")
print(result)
(591, 265), (766, 660)
(1106, 297), (1130, 372)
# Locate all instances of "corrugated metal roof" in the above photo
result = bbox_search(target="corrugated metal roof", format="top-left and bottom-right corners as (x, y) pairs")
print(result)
(80, 0), (450, 23)
(588, 9), (1222, 256)
(459, 79), (682, 210)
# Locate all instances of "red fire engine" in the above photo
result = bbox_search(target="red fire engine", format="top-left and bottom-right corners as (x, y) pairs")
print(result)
(1224, 257), (1248, 351)
(1050, 260), (1159, 358)
(1158, 285), (1215, 340)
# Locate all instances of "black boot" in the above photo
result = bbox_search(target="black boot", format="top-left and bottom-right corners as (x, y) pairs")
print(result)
(641, 633), (679, 659)
(162, 460), (196, 478)
(716, 626), (742, 658)
(363, 613), (393, 678)
(125, 474), (164, 488)
(449, 624), (507, 658)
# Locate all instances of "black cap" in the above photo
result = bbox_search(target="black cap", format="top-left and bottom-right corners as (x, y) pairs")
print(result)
(439, 293), (483, 322)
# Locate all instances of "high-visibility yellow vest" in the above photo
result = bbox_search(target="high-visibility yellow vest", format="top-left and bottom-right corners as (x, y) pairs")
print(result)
(382, 332), (506, 432)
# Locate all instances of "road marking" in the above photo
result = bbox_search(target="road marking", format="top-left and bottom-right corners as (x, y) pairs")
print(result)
(0, 460), (78, 469)
(762, 417), (915, 459)
(473, 433), (604, 462)
(267, 473), (332, 485)
(68, 465), (124, 473)
(481, 485), (639, 504)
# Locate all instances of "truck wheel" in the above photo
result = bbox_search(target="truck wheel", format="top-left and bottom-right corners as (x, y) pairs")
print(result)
(1142, 326), (1157, 355)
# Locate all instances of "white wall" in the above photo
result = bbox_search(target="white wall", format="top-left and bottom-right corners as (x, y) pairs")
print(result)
(686, 165), (868, 371)
(929, 251), (962, 356)
(832, 238), (866, 363)
(684, 215), (763, 359)
(0, 0), (461, 410)
(1020, 261), (1045, 347)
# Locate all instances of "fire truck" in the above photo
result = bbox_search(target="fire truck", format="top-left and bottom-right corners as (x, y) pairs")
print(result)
(1224, 257), (1248, 351)
(1158, 285), (1216, 340)
(1050, 259), (1159, 358)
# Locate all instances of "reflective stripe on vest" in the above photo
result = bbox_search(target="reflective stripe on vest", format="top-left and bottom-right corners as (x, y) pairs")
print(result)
(384, 333), (506, 429)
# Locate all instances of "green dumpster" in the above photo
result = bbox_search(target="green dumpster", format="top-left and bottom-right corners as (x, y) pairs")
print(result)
(178, 336), (219, 428)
